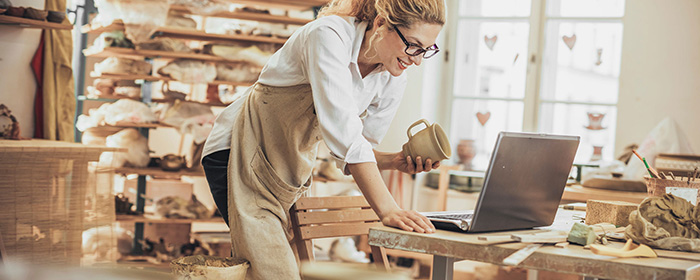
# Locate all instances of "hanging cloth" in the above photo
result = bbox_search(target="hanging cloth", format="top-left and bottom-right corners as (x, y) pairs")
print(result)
(42, 0), (75, 141)
(31, 30), (45, 138)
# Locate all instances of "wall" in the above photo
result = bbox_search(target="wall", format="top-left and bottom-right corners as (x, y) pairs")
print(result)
(616, 0), (700, 154)
(0, 0), (45, 139)
(382, 0), (700, 160)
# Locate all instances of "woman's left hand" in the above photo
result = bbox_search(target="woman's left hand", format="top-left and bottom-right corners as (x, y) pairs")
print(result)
(392, 152), (440, 174)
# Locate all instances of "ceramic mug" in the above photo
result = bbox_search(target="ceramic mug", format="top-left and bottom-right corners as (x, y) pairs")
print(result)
(401, 119), (451, 162)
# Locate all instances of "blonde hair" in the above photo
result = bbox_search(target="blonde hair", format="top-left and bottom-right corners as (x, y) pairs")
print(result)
(318, 0), (446, 28)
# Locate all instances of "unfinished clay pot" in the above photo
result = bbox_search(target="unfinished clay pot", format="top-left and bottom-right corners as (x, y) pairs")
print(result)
(47, 10), (65, 23)
(160, 154), (185, 171)
(5, 6), (24, 17)
(23, 7), (47, 20)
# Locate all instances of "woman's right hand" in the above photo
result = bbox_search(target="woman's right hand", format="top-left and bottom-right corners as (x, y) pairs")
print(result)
(381, 208), (436, 233)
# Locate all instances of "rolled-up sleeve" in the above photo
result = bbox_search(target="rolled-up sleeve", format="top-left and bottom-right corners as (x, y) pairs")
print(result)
(302, 23), (376, 173)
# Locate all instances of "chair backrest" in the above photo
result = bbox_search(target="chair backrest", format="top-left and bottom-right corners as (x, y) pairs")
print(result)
(290, 196), (389, 270)
(436, 165), (462, 211)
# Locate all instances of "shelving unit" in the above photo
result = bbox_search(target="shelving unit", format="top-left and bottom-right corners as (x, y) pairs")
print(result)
(0, 14), (72, 29)
(74, 0), (327, 258)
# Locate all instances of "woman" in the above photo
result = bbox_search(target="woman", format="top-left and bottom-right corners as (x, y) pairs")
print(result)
(202, 0), (445, 278)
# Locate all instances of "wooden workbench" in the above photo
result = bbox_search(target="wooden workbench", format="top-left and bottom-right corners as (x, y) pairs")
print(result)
(369, 209), (700, 280)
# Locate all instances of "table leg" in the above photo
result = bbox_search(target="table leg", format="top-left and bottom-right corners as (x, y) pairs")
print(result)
(432, 255), (455, 280)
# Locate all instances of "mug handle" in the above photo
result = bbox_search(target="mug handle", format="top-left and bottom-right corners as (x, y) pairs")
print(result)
(406, 119), (429, 140)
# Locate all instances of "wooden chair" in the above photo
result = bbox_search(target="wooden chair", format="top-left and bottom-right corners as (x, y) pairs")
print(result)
(436, 165), (462, 211)
(290, 196), (390, 271)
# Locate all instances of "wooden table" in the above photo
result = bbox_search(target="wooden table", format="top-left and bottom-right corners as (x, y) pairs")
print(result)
(369, 210), (700, 280)
(562, 184), (649, 204)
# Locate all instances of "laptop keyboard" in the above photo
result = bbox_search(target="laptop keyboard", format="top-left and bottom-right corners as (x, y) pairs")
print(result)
(427, 213), (473, 220)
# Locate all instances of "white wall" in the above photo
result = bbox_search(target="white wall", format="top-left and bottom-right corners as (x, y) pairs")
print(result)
(616, 0), (700, 154)
(0, 0), (45, 139)
(383, 0), (700, 159)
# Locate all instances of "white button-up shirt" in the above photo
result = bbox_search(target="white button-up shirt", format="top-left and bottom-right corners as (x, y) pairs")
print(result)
(202, 16), (407, 172)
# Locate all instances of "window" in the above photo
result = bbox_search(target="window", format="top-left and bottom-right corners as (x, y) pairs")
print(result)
(445, 0), (625, 170)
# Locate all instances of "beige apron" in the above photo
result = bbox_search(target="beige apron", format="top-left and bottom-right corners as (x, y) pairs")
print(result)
(227, 83), (321, 280)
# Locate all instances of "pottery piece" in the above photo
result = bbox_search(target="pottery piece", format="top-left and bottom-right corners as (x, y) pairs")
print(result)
(47, 10), (65, 23)
(23, 7), (48, 20)
(401, 119), (451, 162)
(6, 6), (24, 17)
(0, 0), (11, 10)
(456, 139), (476, 170)
(160, 154), (185, 171)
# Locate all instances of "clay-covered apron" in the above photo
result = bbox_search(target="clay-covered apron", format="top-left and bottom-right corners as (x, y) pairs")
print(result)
(227, 83), (321, 280)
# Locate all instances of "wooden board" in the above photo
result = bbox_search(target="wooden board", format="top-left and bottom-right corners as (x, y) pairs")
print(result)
(0, 15), (72, 30)
(299, 222), (381, 240)
(295, 209), (378, 225)
(294, 196), (371, 210)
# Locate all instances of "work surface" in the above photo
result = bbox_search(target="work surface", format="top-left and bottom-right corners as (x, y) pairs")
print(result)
(369, 210), (700, 280)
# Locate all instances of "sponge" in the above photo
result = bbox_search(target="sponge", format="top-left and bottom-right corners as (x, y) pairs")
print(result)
(586, 199), (639, 227)
(567, 223), (597, 246)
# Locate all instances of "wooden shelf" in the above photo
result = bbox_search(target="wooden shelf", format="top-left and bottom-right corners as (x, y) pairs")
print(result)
(79, 94), (228, 107)
(115, 166), (205, 178)
(116, 214), (224, 224)
(0, 15), (72, 30)
(158, 26), (288, 44)
(81, 21), (287, 44)
(90, 72), (254, 87)
(169, 5), (311, 25)
(100, 122), (166, 129)
(229, 0), (329, 10)
(84, 47), (232, 62)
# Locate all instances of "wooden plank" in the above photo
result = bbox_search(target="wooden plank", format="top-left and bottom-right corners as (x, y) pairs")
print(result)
(295, 209), (378, 225)
(0, 15), (72, 30)
(299, 222), (381, 240)
(294, 196), (370, 210)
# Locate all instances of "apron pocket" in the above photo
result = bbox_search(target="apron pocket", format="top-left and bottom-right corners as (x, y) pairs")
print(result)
(250, 147), (309, 218)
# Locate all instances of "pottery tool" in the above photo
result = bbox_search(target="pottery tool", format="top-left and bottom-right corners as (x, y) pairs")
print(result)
(503, 243), (543, 266)
(590, 239), (657, 258)
(669, 172), (676, 180)
(633, 150), (659, 178)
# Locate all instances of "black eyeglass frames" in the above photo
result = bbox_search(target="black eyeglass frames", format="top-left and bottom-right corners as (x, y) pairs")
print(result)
(393, 26), (440, 59)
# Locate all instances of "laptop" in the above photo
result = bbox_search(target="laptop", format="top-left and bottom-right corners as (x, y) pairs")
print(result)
(423, 132), (580, 233)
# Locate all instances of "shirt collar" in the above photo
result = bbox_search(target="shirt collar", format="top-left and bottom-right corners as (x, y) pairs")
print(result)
(351, 18), (368, 65)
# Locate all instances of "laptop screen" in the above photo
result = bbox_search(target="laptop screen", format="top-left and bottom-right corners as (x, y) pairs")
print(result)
(467, 132), (580, 232)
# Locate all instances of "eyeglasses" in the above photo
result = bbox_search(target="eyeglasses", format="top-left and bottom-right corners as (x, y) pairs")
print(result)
(393, 26), (440, 59)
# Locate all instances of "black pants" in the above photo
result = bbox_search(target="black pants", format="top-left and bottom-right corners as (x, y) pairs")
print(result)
(202, 149), (230, 227)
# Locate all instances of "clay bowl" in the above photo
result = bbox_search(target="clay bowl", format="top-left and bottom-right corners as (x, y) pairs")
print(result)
(5, 6), (24, 17)
(47, 10), (65, 23)
(24, 7), (48, 20)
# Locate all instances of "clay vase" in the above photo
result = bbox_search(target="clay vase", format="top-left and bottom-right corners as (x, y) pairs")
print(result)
(456, 139), (476, 170)
(160, 154), (185, 171)
(401, 119), (451, 162)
